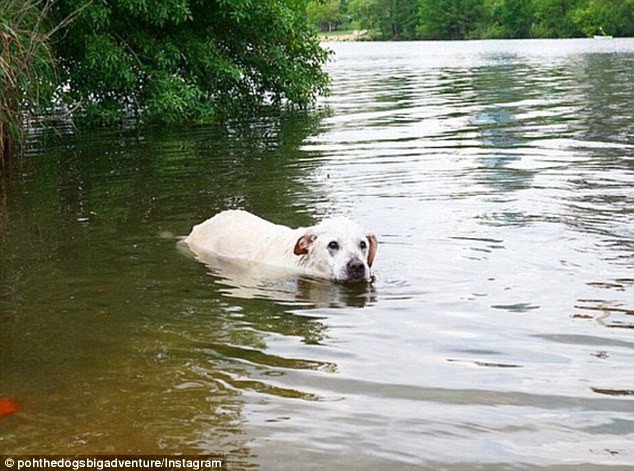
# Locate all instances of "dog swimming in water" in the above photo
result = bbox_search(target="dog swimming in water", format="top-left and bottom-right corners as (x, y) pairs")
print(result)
(184, 210), (378, 283)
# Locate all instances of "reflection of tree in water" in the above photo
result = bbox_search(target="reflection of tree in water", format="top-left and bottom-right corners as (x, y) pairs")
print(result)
(0, 109), (349, 458)
(573, 54), (634, 145)
(561, 53), (634, 264)
(23, 111), (326, 231)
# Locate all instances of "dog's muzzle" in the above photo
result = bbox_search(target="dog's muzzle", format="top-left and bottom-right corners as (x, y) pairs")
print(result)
(346, 258), (367, 281)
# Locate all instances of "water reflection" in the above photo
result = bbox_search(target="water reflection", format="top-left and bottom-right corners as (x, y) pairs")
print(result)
(205, 265), (377, 310)
(2, 39), (634, 468)
(178, 241), (377, 309)
(0, 114), (339, 456)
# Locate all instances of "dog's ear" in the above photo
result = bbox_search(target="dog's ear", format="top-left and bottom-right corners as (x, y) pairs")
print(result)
(366, 233), (378, 267)
(294, 233), (316, 256)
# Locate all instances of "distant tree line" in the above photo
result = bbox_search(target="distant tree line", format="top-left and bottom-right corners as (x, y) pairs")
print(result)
(308, 0), (634, 39)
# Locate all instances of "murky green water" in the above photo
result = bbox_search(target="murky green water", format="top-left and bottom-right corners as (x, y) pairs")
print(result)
(1, 39), (633, 469)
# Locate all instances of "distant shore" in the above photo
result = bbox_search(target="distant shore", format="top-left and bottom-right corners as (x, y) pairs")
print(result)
(317, 30), (371, 42)
(318, 32), (624, 42)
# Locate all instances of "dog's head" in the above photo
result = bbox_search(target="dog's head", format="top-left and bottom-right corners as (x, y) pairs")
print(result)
(293, 218), (378, 282)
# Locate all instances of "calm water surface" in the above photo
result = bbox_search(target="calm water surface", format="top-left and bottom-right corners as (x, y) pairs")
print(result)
(1, 39), (633, 469)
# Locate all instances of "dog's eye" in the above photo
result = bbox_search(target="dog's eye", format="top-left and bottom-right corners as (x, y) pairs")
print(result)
(328, 241), (339, 251)
(360, 240), (367, 250)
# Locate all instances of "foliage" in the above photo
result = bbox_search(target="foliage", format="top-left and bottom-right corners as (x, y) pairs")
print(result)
(572, 0), (634, 37)
(418, 0), (485, 39)
(348, 0), (419, 38)
(49, 0), (330, 126)
(0, 0), (58, 165)
(492, 0), (534, 38)
(531, 0), (583, 37)
(321, 0), (634, 39)
(2, 0), (632, 160)
(307, 0), (343, 31)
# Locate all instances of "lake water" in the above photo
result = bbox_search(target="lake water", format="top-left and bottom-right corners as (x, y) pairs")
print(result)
(1, 39), (633, 469)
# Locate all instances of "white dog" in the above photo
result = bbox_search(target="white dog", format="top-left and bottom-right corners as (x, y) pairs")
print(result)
(184, 210), (378, 282)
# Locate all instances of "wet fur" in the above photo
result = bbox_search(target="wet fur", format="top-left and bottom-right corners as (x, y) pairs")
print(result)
(184, 210), (377, 282)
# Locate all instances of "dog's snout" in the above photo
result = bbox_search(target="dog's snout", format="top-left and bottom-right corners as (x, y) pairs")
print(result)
(346, 259), (366, 281)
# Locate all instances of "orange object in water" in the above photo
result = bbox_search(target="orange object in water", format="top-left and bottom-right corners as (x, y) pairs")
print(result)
(0, 397), (20, 416)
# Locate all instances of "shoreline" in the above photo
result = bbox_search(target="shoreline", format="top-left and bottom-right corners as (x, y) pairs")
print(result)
(317, 30), (370, 42)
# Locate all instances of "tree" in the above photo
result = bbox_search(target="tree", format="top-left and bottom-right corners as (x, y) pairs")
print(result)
(349, 0), (418, 38)
(572, 0), (634, 36)
(494, 0), (534, 37)
(307, 0), (342, 31)
(390, 0), (420, 37)
(348, 0), (382, 31)
(49, 0), (330, 126)
(418, 0), (486, 39)
(531, 0), (582, 37)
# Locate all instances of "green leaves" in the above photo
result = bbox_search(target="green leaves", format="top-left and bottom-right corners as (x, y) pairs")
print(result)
(327, 0), (634, 40)
(84, 35), (136, 88)
(49, 0), (329, 126)
(418, 0), (486, 39)
(145, 73), (214, 124)
(349, 0), (419, 38)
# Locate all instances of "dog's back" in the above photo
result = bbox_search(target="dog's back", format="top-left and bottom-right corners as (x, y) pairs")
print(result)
(184, 210), (295, 261)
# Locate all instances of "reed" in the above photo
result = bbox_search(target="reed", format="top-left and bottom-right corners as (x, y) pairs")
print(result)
(0, 0), (58, 169)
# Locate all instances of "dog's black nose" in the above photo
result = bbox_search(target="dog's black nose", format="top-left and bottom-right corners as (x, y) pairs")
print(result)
(346, 259), (366, 281)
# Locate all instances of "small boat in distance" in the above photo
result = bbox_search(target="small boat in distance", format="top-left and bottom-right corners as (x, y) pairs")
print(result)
(594, 26), (613, 39)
